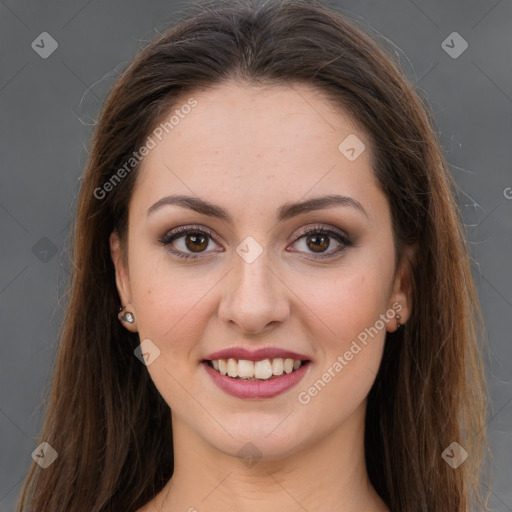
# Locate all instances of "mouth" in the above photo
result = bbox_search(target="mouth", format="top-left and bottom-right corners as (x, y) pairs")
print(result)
(201, 347), (312, 398)
(204, 357), (309, 381)
(201, 350), (312, 399)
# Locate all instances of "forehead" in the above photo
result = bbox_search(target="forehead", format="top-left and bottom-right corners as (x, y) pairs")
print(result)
(132, 81), (385, 223)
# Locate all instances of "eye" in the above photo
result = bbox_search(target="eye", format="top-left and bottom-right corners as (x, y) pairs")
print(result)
(158, 225), (221, 260)
(158, 224), (352, 261)
(288, 224), (352, 259)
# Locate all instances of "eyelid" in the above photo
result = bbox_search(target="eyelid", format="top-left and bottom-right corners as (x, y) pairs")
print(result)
(293, 223), (350, 242)
(162, 224), (216, 240)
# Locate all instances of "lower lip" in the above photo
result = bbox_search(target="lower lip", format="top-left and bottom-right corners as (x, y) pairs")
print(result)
(203, 361), (311, 399)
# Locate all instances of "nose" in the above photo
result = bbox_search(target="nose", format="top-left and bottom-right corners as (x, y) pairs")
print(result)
(218, 248), (290, 335)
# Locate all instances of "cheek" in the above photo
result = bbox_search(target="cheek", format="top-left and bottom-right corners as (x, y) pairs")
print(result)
(294, 265), (392, 424)
(298, 253), (395, 352)
(129, 250), (218, 358)
(128, 261), (218, 409)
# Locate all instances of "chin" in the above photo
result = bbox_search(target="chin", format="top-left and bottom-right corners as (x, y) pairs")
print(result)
(199, 416), (310, 462)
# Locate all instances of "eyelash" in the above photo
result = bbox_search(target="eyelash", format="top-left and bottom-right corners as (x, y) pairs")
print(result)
(158, 224), (352, 261)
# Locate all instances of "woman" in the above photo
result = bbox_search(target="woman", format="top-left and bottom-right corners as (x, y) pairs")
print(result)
(18, 0), (491, 510)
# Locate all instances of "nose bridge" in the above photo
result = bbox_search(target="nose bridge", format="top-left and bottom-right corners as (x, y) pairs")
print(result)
(218, 239), (290, 332)
(235, 243), (274, 295)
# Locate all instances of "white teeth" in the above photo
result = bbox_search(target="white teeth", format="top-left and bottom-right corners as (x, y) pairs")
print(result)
(254, 359), (273, 379)
(283, 358), (294, 374)
(272, 358), (284, 375)
(238, 359), (254, 378)
(209, 357), (304, 380)
(227, 358), (238, 378)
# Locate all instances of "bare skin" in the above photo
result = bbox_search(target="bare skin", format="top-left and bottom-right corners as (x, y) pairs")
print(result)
(111, 81), (414, 512)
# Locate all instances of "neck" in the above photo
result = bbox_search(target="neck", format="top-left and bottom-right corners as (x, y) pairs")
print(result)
(156, 401), (389, 512)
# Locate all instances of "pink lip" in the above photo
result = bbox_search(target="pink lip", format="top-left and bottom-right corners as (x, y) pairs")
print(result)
(204, 347), (310, 362)
(203, 360), (312, 399)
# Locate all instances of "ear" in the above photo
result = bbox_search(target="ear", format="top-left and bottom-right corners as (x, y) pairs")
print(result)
(110, 231), (138, 332)
(386, 243), (416, 332)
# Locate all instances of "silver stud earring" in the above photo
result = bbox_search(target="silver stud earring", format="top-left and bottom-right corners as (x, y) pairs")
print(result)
(396, 314), (401, 329)
(118, 305), (134, 324)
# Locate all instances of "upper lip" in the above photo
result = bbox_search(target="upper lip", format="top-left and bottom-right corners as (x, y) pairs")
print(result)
(204, 347), (311, 362)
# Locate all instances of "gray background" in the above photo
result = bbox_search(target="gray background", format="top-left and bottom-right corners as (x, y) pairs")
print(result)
(0, 0), (511, 510)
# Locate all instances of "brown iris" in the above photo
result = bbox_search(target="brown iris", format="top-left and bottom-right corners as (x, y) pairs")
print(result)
(306, 234), (329, 253)
(185, 233), (209, 252)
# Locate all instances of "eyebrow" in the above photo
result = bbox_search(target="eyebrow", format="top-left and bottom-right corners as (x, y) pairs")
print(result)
(146, 193), (370, 222)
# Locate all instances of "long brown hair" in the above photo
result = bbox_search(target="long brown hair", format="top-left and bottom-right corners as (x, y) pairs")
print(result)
(18, 1), (491, 510)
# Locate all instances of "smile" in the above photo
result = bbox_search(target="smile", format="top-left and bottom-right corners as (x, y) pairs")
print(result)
(202, 358), (311, 399)
(207, 357), (305, 380)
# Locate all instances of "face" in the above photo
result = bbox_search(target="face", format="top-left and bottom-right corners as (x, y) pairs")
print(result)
(110, 81), (413, 461)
